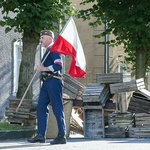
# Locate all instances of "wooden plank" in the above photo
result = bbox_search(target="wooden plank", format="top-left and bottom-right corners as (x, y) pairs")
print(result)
(133, 113), (150, 127)
(83, 98), (100, 103)
(6, 107), (30, 113)
(135, 116), (150, 122)
(108, 112), (133, 127)
(105, 127), (127, 138)
(9, 98), (32, 102)
(128, 104), (149, 113)
(96, 73), (123, 83)
(8, 118), (36, 126)
(9, 101), (32, 107)
(63, 98), (83, 107)
(64, 82), (78, 94)
(130, 98), (150, 107)
(138, 89), (150, 100)
(119, 93), (127, 113)
(63, 82), (78, 99)
(82, 84), (103, 102)
(135, 113), (150, 117)
(63, 74), (85, 99)
(83, 86), (104, 96)
(99, 84), (110, 106)
(108, 112), (132, 118)
(63, 88), (77, 99)
(5, 112), (30, 119)
(8, 104), (32, 109)
(129, 127), (150, 138)
(136, 122), (150, 127)
(63, 74), (85, 90)
(96, 73), (131, 84)
(109, 78), (145, 94)
(84, 105), (102, 109)
(128, 96), (150, 113)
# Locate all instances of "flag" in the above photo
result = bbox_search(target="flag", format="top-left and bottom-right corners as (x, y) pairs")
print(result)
(50, 17), (86, 78)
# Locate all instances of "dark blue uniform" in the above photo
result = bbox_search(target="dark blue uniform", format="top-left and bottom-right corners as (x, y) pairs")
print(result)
(37, 47), (66, 136)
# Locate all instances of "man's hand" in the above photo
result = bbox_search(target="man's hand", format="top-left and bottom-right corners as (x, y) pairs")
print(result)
(37, 64), (45, 71)
(37, 64), (50, 72)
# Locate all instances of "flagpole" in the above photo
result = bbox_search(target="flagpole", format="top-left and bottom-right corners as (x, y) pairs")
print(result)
(15, 50), (50, 112)
(59, 17), (72, 35)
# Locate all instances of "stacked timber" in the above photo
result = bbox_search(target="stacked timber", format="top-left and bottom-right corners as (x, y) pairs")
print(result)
(129, 113), (150, 138)
(5, 98), (36, 127)
(83, 72), (150, 138)
(82, 73), (134, 138)
(96, 73), (147, 138)
(82, 83), (110, 138)
(128, 89), (150, 138)
(108, 77), (145, 115)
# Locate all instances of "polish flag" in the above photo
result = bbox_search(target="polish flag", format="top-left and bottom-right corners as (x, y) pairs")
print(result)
(50, 17), (86, 78)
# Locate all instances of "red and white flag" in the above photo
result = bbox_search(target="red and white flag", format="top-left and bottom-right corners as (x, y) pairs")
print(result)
(50, 17), (86, 78)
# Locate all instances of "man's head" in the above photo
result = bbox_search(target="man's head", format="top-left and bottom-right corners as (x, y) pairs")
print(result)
(40, 30), (54, 48)
(40, 30), (54, 39)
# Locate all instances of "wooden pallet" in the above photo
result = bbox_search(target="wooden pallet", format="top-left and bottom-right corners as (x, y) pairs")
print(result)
(82, 83), (110, 106)
(128, 127), (150, 138)
(138, 89), (150, 100)
(105, 126), (128, 138)
(63, 74), (85, 99)
(84, 107), (105, 138)
(5, 98), (36, 126)
(105, 112), (133, 138)
(128, 92), (150, 113)
(134, 113), (150, 127)
(109, 78), (145, 94)
(108, 112), (133, 128)
(96, 73), (131, 84)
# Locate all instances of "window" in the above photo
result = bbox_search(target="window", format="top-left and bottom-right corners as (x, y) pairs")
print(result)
(118, 62), (127, 73)
(12, 40), (22, 97)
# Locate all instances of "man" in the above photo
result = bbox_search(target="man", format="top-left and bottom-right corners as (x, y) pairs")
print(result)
(28, 30), (66, 145)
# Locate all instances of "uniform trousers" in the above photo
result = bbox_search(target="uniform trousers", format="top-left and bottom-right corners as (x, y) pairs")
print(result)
(37, 77), (66, 136)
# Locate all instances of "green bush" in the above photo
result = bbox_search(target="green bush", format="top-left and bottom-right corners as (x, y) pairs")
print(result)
(0, 122), (30, 130)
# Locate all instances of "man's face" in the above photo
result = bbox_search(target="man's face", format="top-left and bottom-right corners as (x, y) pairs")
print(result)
(40, 35), (52, 48)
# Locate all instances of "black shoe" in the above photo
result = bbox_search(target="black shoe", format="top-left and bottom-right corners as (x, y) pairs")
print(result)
(28, 134), (46, 143)
(50, 135), (66, 145)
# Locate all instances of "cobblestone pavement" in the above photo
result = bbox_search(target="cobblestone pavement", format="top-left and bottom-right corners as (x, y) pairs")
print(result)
(0, 137), (150, 150)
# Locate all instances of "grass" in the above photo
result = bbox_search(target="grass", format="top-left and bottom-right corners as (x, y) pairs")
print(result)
(0, 122), (32, 130)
